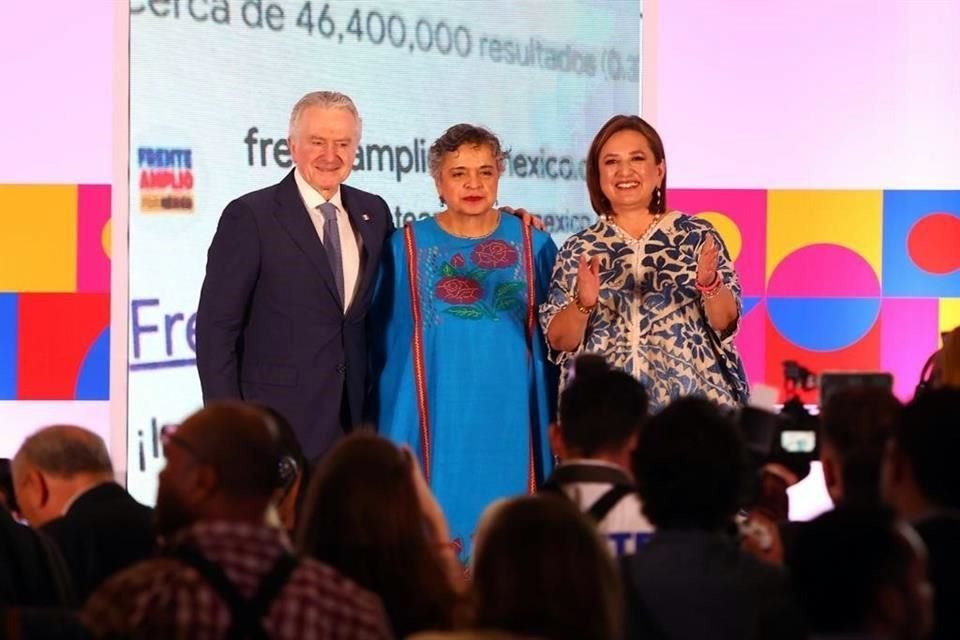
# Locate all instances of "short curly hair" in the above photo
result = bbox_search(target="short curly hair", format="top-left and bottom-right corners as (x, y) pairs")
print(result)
(631, 397), (747, 531)
(428, 123), (506, 179)
(558, 356), (648, 456)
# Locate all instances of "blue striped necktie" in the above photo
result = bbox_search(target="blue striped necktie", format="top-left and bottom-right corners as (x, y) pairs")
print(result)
(318, 202), (345, 304)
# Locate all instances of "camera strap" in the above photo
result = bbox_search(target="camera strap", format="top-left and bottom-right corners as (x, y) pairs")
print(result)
(170, 545), (298, 639)
(542, 463), (636, 523)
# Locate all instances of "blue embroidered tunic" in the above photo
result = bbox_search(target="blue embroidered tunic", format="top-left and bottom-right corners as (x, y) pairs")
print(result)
(540, 212), (749, 411)
(371, 213), (558, 559)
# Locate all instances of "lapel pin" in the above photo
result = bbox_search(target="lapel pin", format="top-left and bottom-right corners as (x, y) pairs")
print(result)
(362, 213), (371, 222)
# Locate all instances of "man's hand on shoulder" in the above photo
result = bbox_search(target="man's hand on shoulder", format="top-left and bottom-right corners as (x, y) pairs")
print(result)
(500, 206), (545, 231)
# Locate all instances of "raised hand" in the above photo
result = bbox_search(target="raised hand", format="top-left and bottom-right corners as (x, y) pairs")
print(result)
(576, 254), (601, 307)
(696, 233), (720, 286)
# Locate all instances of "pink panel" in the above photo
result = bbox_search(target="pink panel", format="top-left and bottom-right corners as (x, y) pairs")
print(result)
(768, 245), (881, 297)
(77, 185), (111, 293)
(656, 1), (960, 189)
(880, 299), (940, 400)
(0, 4), (113, 182)
(0, 400), (112, 459)
(669, 189), (766, 296)
(735, 300), (766, 390)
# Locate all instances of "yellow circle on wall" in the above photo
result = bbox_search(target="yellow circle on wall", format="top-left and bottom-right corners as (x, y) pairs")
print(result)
(101, 219), (112, 259)
(695, 211), (742, 261)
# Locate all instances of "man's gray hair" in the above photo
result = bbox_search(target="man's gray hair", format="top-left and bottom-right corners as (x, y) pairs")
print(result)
(288, 91), (362, 139)
(13, 425), (113, 478)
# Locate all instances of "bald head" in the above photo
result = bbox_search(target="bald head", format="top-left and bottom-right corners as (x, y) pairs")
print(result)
(13, 425), (112, 479)
(12, 425), (114, 526)
(176, 402), (281, 500)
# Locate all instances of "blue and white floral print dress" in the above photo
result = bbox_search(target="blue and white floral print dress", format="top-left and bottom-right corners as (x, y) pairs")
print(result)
(541, 211), (749, 411)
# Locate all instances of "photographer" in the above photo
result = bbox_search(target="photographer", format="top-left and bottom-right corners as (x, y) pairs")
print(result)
(764, 387), (902, 575)
(818, 387), (901, 508)
(734, 399), (819, 566)
(882, 388), (960, 639)
(739, 373), (900, 563)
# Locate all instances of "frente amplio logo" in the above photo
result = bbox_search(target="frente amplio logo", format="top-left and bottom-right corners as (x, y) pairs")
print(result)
(138, 147), (194, 213)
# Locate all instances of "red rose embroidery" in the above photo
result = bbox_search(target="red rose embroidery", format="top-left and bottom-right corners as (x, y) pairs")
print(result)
(471, 239), (518, 269)
(451, 253), (465, 268)
(435, 276), (483, 304)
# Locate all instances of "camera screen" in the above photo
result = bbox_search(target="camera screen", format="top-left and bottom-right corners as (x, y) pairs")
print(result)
(781, 430), (817, 453)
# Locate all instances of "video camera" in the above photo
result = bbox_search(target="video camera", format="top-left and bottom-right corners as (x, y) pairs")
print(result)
(735, 361), (820, 502)
(734, 361), (894, 513)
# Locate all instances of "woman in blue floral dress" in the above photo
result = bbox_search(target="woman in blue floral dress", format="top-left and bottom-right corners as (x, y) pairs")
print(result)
(371, 124), (557, 559)
(541, 115), (748, 411)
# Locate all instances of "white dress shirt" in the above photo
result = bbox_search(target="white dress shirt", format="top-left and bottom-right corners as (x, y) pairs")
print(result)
(293, 169), (361, 312)
(555, 459), (654, 557)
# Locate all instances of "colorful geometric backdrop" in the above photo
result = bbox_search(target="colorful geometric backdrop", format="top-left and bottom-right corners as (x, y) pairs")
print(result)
(672, 189), (960, 402)
(0, 184), (111, 401)
(1, 185), (957, 406)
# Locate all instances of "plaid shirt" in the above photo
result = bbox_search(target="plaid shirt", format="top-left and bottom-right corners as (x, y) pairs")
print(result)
(82, 520), (392, 639)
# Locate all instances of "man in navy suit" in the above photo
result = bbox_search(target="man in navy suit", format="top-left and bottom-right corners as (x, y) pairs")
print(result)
(196, 91), (393, 460)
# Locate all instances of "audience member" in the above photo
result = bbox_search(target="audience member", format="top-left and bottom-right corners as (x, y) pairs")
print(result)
(915, 324), (960, 395)
(882, 387), (960, 640)
(819, 387), (901, 507)
(791, 506), (933, 640)
(255, 404), (309, 534)
(467, 495), (622, 640)
(940, 325), (960, 388)
(623, 397), (801, 640)
(12, 425), (154, 603)
(297, 433), (467, 637)
(0, 505), (74, 607)
(541, 354), (653, 556)
(0, 458), (20, 516)
(776, 387), (902, 570)
(82, 402), (390, 639)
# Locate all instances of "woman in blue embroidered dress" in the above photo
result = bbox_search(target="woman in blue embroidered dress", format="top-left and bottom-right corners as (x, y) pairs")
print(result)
(541, 115), (748, 411)
(371, 124), (557, 559)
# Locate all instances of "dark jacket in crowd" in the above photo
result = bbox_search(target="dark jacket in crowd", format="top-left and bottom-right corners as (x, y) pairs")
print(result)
(0, 507), (72, 606)
(620, 530), (802, 640)
(42, 482), (155, 603)
(914, 513), (960, 640)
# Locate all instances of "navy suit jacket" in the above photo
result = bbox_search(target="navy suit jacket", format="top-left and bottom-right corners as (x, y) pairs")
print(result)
(196, 170), (393, 458)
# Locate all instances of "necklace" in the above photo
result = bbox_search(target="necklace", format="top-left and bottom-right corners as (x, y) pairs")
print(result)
(604, 212), (664, 245)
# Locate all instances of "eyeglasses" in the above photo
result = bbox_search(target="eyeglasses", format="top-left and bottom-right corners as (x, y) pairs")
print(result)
(160, 424), (204, 461)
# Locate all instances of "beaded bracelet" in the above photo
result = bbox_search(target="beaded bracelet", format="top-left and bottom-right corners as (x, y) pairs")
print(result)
(696, 272), (724, 299)
(575, 297), (596, 314)
(701, 282), (725, 300)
